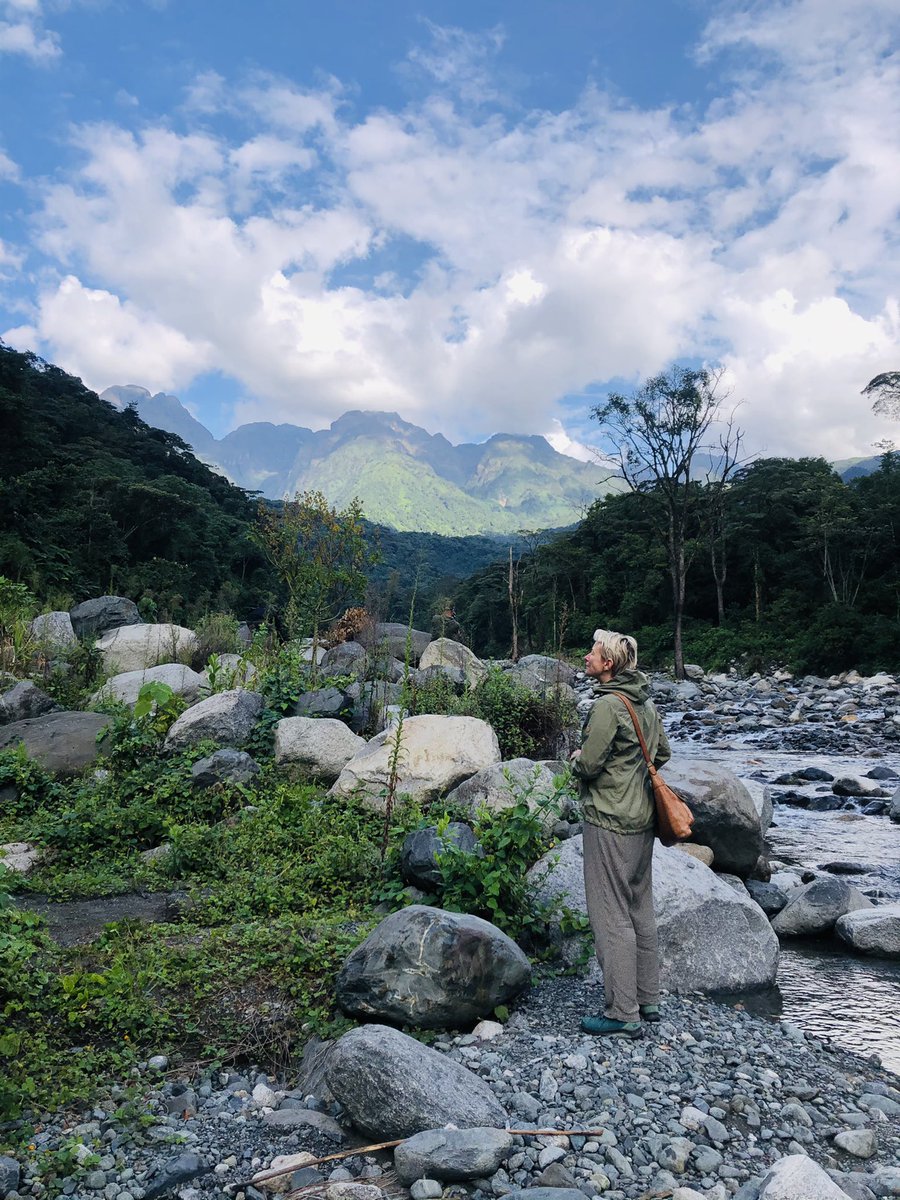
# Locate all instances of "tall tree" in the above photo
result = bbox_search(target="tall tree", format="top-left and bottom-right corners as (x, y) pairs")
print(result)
(863, 372), (900, 420)
(592, 366), (742, 678)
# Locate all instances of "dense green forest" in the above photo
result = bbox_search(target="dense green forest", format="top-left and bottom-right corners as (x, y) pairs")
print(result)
(454, 454), (900, 674)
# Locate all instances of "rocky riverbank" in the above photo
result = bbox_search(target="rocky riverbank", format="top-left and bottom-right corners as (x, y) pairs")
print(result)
(3, 980), (900, 1200)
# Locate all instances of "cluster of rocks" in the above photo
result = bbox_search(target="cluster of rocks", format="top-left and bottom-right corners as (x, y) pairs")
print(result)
(639, 666), (900, 756)
(3, 981), (900, 1200)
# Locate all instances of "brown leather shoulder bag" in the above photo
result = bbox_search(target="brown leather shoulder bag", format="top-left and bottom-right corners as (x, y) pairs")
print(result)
(611, 691), (694, 845)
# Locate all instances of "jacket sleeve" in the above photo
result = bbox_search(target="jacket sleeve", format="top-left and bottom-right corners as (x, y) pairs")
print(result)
(653, 720), (672, 769)
(571, 698), (618, 781)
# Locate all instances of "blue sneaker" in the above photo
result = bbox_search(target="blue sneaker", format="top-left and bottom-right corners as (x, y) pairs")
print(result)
(580, 1015), (642, 1038)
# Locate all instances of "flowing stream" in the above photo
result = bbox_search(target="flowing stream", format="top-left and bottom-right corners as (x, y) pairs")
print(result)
(672, 739), (900, 1073)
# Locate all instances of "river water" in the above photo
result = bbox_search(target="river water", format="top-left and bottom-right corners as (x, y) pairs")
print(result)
(671, 738), (900, 1073)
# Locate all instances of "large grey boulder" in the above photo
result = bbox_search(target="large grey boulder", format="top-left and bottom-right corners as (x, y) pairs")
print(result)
(96, 623), (198, 674)
(30, 611), (77, 651)
(91, 663), (205, 709)
(513, 654), (576, 688)
(164, 689), (264, 751)
(0, 711), (112, 775)
(663, 760), (763, 877)
(771, 875), (873, 937)
(445, 759), (564, 820)
(320, 641), (367, 676)
(335, 905), (531, 1028)
(329, 715), (501, 810)
(359, 622), (431, 665)
(274, 717), (365, 783)
(741, 778), (774, 834)
(191, 749), (260, 789)
(400, 823), (478, 888)
(530, 835), (778, 992)
(394, 1128), (514, 1185)
(345, 680), (404, 734)
(325, 1024), (508, 1139)
(419, 639), (488, 687)
(293, 687), (347, 718)
(756, 1154), (855, 1199)
(70, 595), (141, 639)
(0, 681), (59, 725)
(835, 903), (900, 957)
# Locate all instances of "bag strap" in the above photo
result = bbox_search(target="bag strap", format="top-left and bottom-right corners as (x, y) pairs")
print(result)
(611, 691), (655, 773)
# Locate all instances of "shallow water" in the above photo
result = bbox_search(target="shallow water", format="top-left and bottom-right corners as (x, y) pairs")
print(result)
(671, 739), (900, 1073)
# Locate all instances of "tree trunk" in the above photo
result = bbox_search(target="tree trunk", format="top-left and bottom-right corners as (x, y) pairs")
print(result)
(670, 527), (686, 679)
(508, 546), (518, 662)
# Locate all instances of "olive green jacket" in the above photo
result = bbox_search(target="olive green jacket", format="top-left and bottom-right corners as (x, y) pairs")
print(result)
(572, 669), (671, 835)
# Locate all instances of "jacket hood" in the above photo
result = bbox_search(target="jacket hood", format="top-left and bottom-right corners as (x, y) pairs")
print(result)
(593, 668), (651, 704)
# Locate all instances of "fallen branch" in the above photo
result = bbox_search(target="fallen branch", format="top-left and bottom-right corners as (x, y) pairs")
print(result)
(246, 1127), (609, 1190)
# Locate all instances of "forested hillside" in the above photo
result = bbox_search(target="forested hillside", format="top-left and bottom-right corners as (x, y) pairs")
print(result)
(455, 454), (900, 674)
(0, 343), (274, 620)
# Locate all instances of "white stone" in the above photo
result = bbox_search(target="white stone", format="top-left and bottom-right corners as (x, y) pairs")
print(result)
(418, 638), (488, 687)
(329, 715), (501, 810)
(444, 758), (562, 820)
(30, 611), (77, 650)
(253, 1152), (318, 1191)
(251, 1083), (278, 1109)
(0, 842), (39, 874)
(757, 1154), (855, 1198)
(96, 623), (198, 673)
(91, 663), (205, 708)
(472, 1020), (504, 1041)
(274, 717), (365, 783)
(833, 1128), (877, 1158)
(836, 903), (900, 958)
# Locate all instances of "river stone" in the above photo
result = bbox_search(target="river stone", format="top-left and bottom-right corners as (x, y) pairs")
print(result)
(833, 776), (886, 797)
(30, 610), (77, 651)
(394, 1128), (514, 1185)
(335, 905), (531, 1028)
(142, 1151), (207, 1199)
(530, 835), (778, 992)
(164, 689), (264, 750)
(741, 778), (774, 833)
(324, 1024), (507, 1139)
(70, 595), (141, 639)
(274, 716), (365, 782)
(890, 787), (900, 824)
(359, 622), (432, 665)
(96, 623), (198, 673)
(833, 1130), (877, 1159)
(0, 680), (59, 725)
(400, 823), (478, 888)
(502, 1191), (586, 1200)
(755, 1153), (855, 1198)
(0, 711), (112, 775)
(745, 879), (791, 916)
(91, 663), (205, 708)
(191, 749), (260, 789)
(675, 842), (714, 867)
(835, 903), (900, 957)
(418, 638), (488, 687)
(329, 715), (501, 810)
(445, 758), (562, 819)
(771, 875), (873, 937)
(663, 760), (763, 877)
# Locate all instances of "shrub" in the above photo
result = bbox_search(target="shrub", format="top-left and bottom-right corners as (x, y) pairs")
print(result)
(191, 611), (240, 668)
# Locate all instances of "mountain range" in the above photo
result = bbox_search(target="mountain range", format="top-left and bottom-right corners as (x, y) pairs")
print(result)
(100, 385), (624, 536)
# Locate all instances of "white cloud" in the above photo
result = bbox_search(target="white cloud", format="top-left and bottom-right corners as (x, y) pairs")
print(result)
(0, 0), (60, 61)
(17, 0), (900, 457)
(0, 147), (20, 181)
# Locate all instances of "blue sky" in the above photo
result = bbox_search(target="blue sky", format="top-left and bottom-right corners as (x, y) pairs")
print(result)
(1, 0), (898, 460)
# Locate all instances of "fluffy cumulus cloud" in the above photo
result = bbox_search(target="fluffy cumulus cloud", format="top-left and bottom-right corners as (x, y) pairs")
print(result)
(14, 0), (900, 455)
(0, 0), (60, 61)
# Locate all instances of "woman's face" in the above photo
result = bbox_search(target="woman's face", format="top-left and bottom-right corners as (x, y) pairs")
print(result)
(585, 642), (615, 681)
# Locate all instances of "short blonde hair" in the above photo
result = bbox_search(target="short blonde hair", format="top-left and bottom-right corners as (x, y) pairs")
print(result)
(592, 628), (638, 676)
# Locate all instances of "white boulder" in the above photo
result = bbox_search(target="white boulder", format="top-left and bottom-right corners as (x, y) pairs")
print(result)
(91, 663), (205, 708)
(836, 903), (900, 958)
(274, 717), (365, 783)
(756, 1154), (856, 1198)
(418, 639), (488, 687)
(96, 623), (198, 673)
(329, 715), (500, 810)
(29, 611), (77, 651)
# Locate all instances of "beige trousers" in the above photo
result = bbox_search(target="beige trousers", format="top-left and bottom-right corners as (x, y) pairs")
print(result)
(582, 823), (659, 1022)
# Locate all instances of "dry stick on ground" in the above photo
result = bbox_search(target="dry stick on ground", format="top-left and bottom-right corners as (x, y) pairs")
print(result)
(247, 1129), (610, 1190)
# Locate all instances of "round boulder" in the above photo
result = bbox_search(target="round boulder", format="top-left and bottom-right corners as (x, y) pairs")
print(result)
(191, 749), (260, 789)
(70, 595), (141, 639)
(91, 663), (205, 709)
(419, 639), (488, 687)
(359, 623), (432, 665)
(335, 905), (531, 1028)
(324, 1024), (508, 1139)
(0, 681), (60, 725)
(771, 875), (873, 937)
(30, 611), (77, 651)
(835, 903), (900, 957)
(394, 1128), (514, 1185)
(663, 760), (764, 877)
(329, 715), (501, 810)
(274, 716), (365, 783)
(164, 689), (264, 751)
(445, 759), (563, 821)
(96, 623), (198, 674)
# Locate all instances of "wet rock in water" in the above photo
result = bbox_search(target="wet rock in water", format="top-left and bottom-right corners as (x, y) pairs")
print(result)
(771, 875), (874, 937)
(663, 760), (764, 877)
(393, 1127), (514, 1184)
(866, 766), (899, 781)
(890, 786), (900, 824)
(833, 776), (889, 798)
(335, 905), (530, 1028)
(820, 861), (878, 876)
(746, 879), (791, 916)
(324, 1024), (508, 1138)
(797, 766), (836, 782)
(836, 903), (900, 958)
(808, 794), (850, 812)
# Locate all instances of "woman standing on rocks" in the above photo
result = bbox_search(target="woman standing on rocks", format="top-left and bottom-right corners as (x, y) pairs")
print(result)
(570, 629), (671, 1038)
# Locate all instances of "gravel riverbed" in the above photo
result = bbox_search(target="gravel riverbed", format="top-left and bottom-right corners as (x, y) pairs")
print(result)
(3, 979), (900, 1200)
